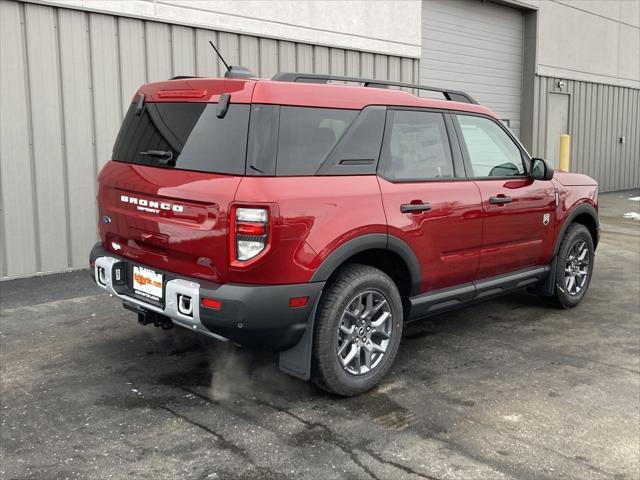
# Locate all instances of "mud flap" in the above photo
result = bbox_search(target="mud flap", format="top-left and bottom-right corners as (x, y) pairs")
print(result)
(528, 256), (558, 297)
(278, 302), (319, 380)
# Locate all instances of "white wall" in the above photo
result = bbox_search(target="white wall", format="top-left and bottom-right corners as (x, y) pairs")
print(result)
(29, 0), (422, 58)
(539, 0), (639, 88)
(515, 0), (640, 88)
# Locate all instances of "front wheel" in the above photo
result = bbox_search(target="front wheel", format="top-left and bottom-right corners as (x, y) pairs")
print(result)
(312, 264), (403, 396)
(553, 223), (595, 308)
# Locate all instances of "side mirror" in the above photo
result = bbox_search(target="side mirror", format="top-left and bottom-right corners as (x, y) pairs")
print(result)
(531, 158), (554, 181)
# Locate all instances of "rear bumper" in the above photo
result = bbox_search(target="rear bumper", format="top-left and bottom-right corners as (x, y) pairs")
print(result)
(90, 243), (324, 351)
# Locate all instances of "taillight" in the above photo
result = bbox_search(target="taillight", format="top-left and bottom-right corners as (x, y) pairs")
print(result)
(289, 296), (309, 308)
(201, 298), (222, 310)
(233, 207), (269, 262)
(237, 222), (266, 236)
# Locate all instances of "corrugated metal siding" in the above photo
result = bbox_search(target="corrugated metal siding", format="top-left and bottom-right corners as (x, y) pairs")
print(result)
(531, 76), (640, 192)
(421, 0), (524, 136)
(0, 0), (419, 279)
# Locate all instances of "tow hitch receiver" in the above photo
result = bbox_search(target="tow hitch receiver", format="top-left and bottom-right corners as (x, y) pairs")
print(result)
(123, 302), (173, 330)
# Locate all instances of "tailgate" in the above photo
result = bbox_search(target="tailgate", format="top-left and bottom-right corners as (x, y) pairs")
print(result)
(96, 79), (255, 284)
(98, 161), (240, 283)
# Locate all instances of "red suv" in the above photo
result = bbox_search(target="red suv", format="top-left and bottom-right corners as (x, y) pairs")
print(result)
(90, 70), (599, 396)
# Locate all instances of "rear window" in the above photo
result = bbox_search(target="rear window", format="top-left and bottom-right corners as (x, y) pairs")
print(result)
(112, 102), (249, 175)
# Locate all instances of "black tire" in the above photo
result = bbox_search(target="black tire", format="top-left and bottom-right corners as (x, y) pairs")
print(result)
(552, 223), (595, 308)
(311, 264), (403, 396)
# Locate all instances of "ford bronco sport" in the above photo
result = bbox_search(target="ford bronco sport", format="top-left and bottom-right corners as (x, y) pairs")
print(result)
(90, 70), (599, 396)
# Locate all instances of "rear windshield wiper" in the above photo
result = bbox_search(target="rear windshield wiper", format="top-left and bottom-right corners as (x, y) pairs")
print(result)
(140, 150), (175, 166)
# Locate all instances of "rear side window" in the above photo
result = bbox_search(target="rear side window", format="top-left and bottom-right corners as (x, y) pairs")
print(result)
(275, 107), (358, 175)
(112, 102), (249, 175)
(316, 106), (387, 175)
(247, 105), (384, 176)
(380, 110), (454, 181)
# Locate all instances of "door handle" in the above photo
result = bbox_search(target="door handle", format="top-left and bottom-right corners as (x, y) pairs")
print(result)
(489, 195), (512, 205)
(400, 202), (432, 213)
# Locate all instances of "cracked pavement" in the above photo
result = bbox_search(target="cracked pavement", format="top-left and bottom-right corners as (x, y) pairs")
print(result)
(1, 190), (639, 480)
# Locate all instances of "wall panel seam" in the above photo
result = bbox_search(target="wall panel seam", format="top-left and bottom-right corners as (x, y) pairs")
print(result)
(192, 27), (197, 79)
(20, 2), (42, 272)
(0, 164), (6, 277)
(143, 21), (150, 81)
(54, 7), (72, 268)
(115, 17), (124, 118)
(86, 12), (99, 235)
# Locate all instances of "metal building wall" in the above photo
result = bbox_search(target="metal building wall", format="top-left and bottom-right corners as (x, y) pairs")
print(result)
(0, 0), (420, 279)
(421, 0), (524, 136)
(530, 76), (640, 193)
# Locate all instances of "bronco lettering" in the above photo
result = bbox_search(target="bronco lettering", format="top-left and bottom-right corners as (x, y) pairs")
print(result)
(120, 195), (184, 213)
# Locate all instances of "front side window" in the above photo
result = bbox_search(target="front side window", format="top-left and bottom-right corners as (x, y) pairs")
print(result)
(381, 110), (454, 181)
(455, 114), (525, 177)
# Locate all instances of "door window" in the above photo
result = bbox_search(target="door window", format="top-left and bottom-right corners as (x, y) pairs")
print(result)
(381, 110), (454, 181)
(455, 114), (525, 177)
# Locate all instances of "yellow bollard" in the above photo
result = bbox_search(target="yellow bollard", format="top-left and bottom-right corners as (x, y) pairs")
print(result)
(559, 134), (570, 172)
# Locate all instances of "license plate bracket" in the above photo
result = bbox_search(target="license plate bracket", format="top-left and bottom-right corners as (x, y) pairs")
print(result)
(132, 265), (164, 302)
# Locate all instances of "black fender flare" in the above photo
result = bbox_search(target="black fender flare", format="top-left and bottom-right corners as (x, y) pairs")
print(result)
(309, 233), (422, 296)
(533, 203), (599, 297)
(552, 203), (599, 256)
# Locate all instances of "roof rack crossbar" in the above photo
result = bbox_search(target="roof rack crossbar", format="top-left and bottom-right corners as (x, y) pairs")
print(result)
(271, 72), (477, 104)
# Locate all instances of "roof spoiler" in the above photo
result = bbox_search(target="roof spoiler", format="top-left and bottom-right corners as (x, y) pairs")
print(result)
(169, 65), (256, 81)
(271, 72), (477, 104)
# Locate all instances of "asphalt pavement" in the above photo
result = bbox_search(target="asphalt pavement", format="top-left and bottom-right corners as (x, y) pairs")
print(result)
(1, 190), (639, 480)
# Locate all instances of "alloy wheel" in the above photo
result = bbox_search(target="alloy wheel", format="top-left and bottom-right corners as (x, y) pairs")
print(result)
(564, 239), (590, 295)
(336, 290), (393, 375)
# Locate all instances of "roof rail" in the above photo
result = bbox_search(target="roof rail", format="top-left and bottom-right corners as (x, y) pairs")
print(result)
(271, 72), (477, 104)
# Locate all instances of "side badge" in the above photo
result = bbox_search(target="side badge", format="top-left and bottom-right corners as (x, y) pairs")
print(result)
(543, 213), (550, 226)
(103, 215), (111, 224)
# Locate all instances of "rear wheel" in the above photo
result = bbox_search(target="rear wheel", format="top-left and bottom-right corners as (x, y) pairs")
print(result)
(312, 264), (403, 396)
(553, 223), (595, 308)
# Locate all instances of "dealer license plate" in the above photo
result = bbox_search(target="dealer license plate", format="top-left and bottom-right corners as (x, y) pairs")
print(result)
(132, 266), (164, 302)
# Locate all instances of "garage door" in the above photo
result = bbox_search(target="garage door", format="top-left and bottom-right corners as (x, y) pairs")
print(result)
(421, 0), (524, 136)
